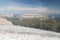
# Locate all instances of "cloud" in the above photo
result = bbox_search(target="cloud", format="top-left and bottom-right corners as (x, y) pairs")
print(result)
(0, 6), (60, 14)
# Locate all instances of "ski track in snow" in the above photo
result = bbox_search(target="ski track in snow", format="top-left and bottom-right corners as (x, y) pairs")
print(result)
(0, 25), (60, 40)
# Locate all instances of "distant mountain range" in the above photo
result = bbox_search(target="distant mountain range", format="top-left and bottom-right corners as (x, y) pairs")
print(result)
(0, 13), (60, 20)
(48, 14), (60, 18)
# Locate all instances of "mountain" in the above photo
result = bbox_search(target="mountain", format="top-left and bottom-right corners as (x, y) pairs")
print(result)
(0, 17), (13, 25)
(19, 13), (49, 20)
(0, 14), (13, 18)
(48, 14), (60, 18)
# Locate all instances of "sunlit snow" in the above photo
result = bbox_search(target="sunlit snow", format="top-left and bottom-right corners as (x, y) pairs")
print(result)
(0, 25), (60, 40)
(0, 17), (13, 25)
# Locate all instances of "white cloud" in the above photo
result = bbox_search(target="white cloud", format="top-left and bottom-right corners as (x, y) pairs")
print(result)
(0, 6), (59, 14)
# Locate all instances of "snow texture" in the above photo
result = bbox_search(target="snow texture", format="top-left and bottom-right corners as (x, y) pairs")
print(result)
(0, 25), (60, 40)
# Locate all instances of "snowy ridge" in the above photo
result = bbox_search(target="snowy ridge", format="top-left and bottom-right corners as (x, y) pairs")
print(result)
(0, 17), (13, 25)
(0, 25), (60, 40)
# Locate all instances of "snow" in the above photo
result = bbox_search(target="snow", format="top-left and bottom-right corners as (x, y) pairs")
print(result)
(0, 17), (13, 25)
(0, 25), (60, 40)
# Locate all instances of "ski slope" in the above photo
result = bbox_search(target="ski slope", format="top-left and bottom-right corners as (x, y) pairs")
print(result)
(0, 25), (60, 40)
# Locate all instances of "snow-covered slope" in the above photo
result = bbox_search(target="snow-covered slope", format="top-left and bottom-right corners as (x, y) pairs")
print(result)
(0, 17), (13, 25)
(0, 25), (60, 40)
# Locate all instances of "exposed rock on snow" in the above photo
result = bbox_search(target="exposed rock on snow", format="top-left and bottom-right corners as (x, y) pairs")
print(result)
(0, 25), (60, 40)
(0, 17), (13, 25)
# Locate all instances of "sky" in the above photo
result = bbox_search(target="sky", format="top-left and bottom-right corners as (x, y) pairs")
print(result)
(0, 0), (60, 14)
